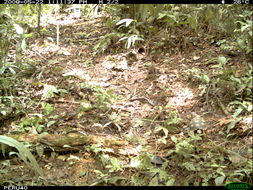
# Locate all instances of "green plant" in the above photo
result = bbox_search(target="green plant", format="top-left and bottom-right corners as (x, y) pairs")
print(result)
(106, 111), (123, 132)
(165, 134), (252, 185)
(157, 6), (189, 27)
(42, 84), (59, 99)
(82, 83), (117, 111)
(105, 157), (123, 173)
(119, 35), (143, 49)
(186, 57), (252, 138)
(78, 83), (118, 118)
(0, 135), (43, 176)
(94, 16), (145, 54)
(119, 5), (165, 23)
(0, 95), (24, 127)
(78, 99), (93, 117)
(151, 104), (183, 142)
(17, 114), (44, 132)
(17, 112), (57, 133)
(117, 18), (143, 49)
(93, 33), (121, 55)
(42, 84), (68, 99)
(0, 63), (20, 75)
(93, 169), (125, 185)
(235, 13), (252, 55)
(128, 152), (176, 186)
(164, 104), (183, 126)
(41, 102), (54, 115)
(186, 56), (252, 118)
(93, 85), (117, 112)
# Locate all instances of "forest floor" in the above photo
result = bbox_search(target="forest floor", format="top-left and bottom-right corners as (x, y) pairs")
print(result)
(1, 12), (252, 186)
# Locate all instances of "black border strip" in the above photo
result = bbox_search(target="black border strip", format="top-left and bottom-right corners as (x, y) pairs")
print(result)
(2, 0), (252, 4)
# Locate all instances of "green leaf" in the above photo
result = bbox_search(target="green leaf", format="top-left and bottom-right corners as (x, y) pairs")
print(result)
(119, 36), (128, 41)
(232, 107), (244, 118)
(79, 171), (86, 177)
(0, 66), (6, 74)
(41, 102), (54, 115)
(201, 74), (210, 83)
(170, 136), (177, 143)
(127, 36), (132, 49)
(1, 143), (7, 157)
(149, 176), (159, 186)
(226, 118), (242, 133)
(155, 126), (168, 138)
(42, 84), (58, 99)
(154, 4), (164, 18)
(230, 76), (241, 84)
(58, 89), (68, 94)
(182, 162), (196, 171)
(47, 120), (56, 127)
(187, 15), (197, 30)
(241, 23), (250, 32)
(247, 103), (252, 112)
(21, 38), (27, 51)
(36, 145), (44, 157)
(157, 12), (167, 19)
(116, 18), (134, 27)
(215, 176), (225, 186)
(80, 99), (92, 112)
(23, 33), (34, 38)
(13, 24), (24, 35)
(237, 39), (245, 49)
(36, 125), (45, 133)
(165, 177), (175, 186)
(188, 132), (202, 140)
(217, 56), (227, 65)
(0, 135), (43, 176)
(167, 14), (177, 22)
(8, 67), (16, 74)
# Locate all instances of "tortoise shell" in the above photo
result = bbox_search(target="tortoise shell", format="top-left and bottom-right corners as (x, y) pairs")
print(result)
(189, 113), (206, 130)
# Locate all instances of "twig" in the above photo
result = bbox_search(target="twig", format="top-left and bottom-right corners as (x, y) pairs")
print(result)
(130, 97), (156, 106)
(49, 100), (80, 104)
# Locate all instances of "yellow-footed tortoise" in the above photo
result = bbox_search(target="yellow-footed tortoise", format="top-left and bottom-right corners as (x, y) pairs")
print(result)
(187, 112), (206, 133)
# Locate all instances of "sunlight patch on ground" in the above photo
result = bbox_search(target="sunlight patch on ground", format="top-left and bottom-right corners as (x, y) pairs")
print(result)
(169, 83), (194, 107)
